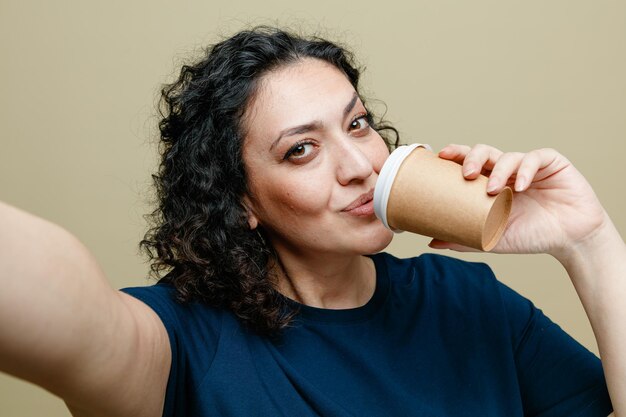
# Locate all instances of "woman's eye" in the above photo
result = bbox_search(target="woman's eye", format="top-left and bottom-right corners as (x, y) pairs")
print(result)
(349, 115), (370, 132)
(284, 141), (314, 160)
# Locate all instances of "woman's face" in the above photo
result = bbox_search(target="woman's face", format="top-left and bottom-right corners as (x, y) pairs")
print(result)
(242, 58), (394, 258)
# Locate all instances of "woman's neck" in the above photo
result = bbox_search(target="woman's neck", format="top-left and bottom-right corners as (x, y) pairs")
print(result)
(271, 251), (376, 310)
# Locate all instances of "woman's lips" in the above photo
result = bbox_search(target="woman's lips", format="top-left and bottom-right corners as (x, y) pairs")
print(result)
(342, 189), (375, 217)
(343, 198), (375, 216)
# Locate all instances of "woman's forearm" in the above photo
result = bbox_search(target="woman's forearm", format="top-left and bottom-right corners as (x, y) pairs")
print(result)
(554, 212), (626, 415)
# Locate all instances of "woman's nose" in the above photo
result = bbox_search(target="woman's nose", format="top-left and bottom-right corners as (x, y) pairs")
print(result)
(335, 138), (374, 186)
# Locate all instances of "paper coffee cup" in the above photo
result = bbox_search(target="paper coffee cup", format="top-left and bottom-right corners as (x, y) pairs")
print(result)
(374, 143), (513, 251)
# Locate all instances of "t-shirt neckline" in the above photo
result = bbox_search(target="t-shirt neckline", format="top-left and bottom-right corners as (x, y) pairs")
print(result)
(281, 253), (390, 324)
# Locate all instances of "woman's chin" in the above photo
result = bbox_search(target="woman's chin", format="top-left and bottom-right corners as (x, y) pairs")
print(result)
(358, 226), (394, 254)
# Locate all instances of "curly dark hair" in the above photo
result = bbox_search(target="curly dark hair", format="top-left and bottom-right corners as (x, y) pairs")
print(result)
(140, 26), (400, 336)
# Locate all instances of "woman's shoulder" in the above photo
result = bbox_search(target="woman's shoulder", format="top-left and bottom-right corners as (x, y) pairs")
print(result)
(374, 251), (497, 288)
(375, 251), (540, 333)
(120, 281), (225, 342)
(374, 251), (527, 318)
(121, 280), (178, 303)
(120, 282), (228, 416)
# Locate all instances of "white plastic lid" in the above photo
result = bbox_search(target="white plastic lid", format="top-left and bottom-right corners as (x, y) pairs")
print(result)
(373, 143), (432, 231)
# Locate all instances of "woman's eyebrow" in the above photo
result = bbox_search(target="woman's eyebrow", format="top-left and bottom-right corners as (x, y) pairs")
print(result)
(270, 121), (323, 151)
(343, 92), (359, 117)
(269, 92), (360, 151)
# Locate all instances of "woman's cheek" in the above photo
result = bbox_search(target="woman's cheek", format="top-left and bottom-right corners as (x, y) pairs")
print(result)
(280, 179), (328, 214)
(371, 136), (391, 173)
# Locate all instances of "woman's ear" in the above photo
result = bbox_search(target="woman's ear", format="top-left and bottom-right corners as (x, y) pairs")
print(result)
(242, 194), (259, 230)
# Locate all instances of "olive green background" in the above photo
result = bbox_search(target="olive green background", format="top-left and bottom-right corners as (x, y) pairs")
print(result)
(1, 1), (624, 415)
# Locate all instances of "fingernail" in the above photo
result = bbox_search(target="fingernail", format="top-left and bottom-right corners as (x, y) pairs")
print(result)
(463, 164), (476, 176)
(487, 178), (498, 193)
(515, 177), (526, 192)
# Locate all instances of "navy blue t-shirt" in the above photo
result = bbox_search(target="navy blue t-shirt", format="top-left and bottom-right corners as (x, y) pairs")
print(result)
(121, 252), (613, 416)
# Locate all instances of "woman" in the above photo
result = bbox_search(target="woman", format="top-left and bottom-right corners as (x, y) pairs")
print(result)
(0, 26), (623, 416)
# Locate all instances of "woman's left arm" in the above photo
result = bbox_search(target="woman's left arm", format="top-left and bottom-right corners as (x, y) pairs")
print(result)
(558, 208), (625, 417)
(433, 144), (625, 416)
